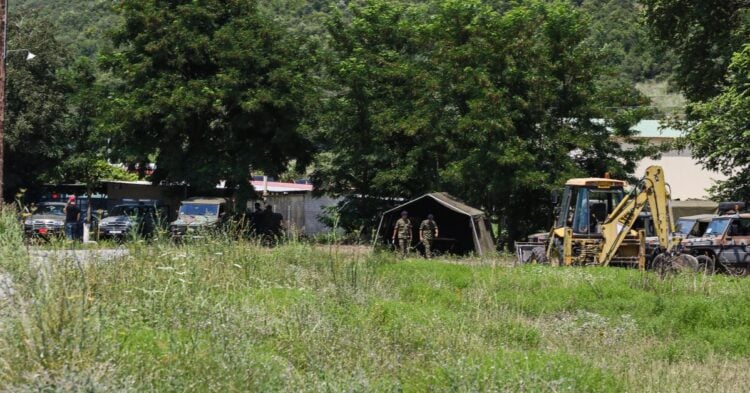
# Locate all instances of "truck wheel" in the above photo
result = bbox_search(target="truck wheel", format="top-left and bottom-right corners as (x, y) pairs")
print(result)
(696, 255), (715, 275)
(674, 254), (699, 272)
(652, 253), (699, 277)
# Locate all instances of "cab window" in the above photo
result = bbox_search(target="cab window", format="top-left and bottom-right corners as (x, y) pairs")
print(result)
(727, 218), (750, 236)
(572, 188), (624, 234)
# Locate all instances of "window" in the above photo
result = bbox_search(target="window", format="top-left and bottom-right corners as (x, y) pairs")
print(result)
(727, 218), (750, 236)
(36, 204), (65, 216)
(675, 219), (696, 236)
(571, 188), (624, 234)
(179, 203), (219, 216)
(705, 219), (730, 237)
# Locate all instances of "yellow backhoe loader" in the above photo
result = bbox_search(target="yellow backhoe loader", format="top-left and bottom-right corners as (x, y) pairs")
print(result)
(516, 166), (697, 271)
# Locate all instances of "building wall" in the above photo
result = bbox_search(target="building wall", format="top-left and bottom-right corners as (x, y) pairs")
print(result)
(258, 194), (343, 236)
(633, 145), (727, 200)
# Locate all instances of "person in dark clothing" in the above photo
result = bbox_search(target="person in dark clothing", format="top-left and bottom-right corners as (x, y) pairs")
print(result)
(262, 205), (276, 235)
(251, 202), (264, 235)
(64, 196), (81, 240)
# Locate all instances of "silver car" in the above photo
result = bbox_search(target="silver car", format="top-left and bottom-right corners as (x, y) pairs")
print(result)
(24, 202), (67, 237)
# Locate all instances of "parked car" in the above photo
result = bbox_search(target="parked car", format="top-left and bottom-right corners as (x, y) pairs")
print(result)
(681, 213), (750, 274)
(644, 213), (716, 265)
(169, 197), (232, 239)
(24, 202), (67, 237)
(98, 203), (160, 240)
(674, 214), (716, 238)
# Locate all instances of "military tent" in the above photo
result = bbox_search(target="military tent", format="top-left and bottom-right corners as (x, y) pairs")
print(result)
(375, 192), (495, 256)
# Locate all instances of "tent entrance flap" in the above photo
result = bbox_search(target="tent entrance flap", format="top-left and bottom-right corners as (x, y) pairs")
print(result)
(376, 192), (495, 256)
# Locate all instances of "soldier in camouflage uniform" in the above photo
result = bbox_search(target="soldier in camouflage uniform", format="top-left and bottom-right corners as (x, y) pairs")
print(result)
(392, 211), (412, 257)
(419, 214), (439, 259)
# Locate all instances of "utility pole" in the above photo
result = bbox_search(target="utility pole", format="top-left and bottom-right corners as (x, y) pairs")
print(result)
(0, 0), (7, 201)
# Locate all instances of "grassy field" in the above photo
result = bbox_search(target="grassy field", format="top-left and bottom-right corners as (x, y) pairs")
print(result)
(3, 211), (750, 391)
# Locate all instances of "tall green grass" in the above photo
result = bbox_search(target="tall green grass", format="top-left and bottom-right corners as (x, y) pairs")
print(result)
(2, 207), (750, 391)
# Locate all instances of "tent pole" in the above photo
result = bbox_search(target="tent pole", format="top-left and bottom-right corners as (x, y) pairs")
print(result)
(470, 216), (481, 256)
(373, 214), (385, 249)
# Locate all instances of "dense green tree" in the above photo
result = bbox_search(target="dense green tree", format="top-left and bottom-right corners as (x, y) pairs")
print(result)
(13, 0), (121, 57)
(314, 0), (653, 242)
(684, 44), (750, 200)
(43, 57), (136, 219)
(581, 0), (673, 81)
(427, 0), (652, 243)
(3, 13), (70, 201)
(103, 0), (318, 208)
(642, 0), (750, 199)
(311, 0), (436, 230)
(641, 0), (750, 101)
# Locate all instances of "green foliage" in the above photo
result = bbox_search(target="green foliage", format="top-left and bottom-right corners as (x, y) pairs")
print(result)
(642, 0), (750, 101)
(2, 11), (71, 200)
(581, 0), (674, 82)
(683, 44), (750, 200)
(103, 0), (318, 204)
(314, 0), (653, 240)
(12, 0), (121, 58)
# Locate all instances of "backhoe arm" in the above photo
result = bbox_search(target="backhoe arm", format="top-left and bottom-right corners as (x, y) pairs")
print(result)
(598, 166), (675, 265)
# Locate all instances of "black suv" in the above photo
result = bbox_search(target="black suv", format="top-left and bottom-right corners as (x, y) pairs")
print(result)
(98, 204), (159, 240)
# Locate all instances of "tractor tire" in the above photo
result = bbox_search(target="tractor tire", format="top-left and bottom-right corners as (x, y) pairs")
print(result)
(652, 253), (699, 278)
(696, 255), (716, 275)
(528, 246), (549, 264)
(652, 254), (669, 278)
(673, 254), (700, 272)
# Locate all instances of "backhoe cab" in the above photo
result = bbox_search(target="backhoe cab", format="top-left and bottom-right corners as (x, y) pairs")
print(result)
(516, 166), (695, 271)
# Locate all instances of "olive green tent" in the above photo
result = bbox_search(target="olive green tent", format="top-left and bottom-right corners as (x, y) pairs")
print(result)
(375, 192), (495, 256)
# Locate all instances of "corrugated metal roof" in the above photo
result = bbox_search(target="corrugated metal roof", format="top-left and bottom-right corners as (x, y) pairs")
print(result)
(633, 120), (683, 139)
(250, 180), (313, 193)
(565, 178), (626, 187)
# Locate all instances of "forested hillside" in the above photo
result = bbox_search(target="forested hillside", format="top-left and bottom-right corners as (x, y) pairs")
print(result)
(12, 0), (120, 57)
(11, 0), (670, 81)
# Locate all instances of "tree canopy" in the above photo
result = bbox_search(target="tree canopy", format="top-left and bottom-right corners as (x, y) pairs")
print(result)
(642, 0), (750, 101)
(102, 0), (318, 206)
(1, 0), (697, 244)
(312, 0), (653, 239)
(643, 0), (750, 200)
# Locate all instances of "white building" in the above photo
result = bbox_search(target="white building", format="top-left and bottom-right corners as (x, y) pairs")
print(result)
(630, 120), (726, 200)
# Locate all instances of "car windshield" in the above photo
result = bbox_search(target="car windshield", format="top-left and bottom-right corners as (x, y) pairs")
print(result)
(675, 219), (696, 235)
(704, 218), (730, 237)
(35, 204), (65, 216)
(110, 205), (140, 216)
(179, 203), (219, 217)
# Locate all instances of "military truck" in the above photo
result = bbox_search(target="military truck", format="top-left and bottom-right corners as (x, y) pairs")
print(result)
(682, 213), (750, 274)
(169, 197), (232, 239)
